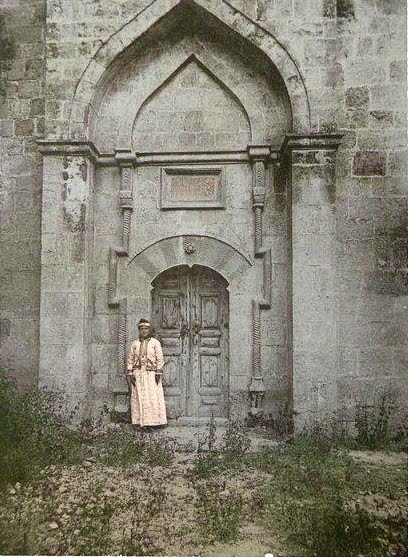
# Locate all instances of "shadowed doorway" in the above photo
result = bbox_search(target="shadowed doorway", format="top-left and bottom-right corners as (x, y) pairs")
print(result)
(151, 265), (229, 419)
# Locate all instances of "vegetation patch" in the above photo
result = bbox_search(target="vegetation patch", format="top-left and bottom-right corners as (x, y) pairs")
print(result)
(0, 373), (406, 556)
(0, 370), (85, 490)
(247, 439), (407, 557)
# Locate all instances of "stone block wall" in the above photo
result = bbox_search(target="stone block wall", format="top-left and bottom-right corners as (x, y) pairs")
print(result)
(330, 0), (407, 421)
(0, 0), (406, 425)
(0, 0), (46, 390)
(133, 59), (251, 151)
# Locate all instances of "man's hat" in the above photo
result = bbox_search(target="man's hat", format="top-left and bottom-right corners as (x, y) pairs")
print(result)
(138, 318), (151, 328)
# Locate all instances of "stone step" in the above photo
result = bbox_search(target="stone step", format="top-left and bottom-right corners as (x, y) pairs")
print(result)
(116, 422), (281, 453)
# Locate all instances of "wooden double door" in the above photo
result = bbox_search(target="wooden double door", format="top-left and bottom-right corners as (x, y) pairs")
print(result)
(151, 265), (229, 419)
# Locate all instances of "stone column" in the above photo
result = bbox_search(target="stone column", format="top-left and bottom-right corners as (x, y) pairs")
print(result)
(37, 141), (98, 419)
(109, 149), (136, 410)
(247, 145), (272, 415)
(282, 134), (342, 430)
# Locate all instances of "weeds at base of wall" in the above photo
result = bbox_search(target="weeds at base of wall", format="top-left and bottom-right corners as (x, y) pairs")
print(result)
(0, 374), (406, 557)
(353, 394), (408, 451)
(244, 392), (408, 452)
(192, 416), (407, 557)
(245, 402), (293, 440)
(195, 412), (251, 454)
(295, 394), (408, 453)
(0, 369), (86, 490)
(192, 413), (252, 479)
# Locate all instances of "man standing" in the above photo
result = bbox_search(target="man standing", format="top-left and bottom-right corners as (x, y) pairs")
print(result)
(126, 318), (168, 428)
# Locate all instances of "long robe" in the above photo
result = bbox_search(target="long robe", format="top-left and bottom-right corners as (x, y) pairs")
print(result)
(126, 337), (167, 427)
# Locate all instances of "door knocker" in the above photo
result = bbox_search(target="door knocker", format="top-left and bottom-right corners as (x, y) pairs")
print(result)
(193, 319), (201, 345)
(180, 319), (189, 352)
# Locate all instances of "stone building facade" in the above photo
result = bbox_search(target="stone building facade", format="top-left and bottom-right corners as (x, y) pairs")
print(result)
(0, 0), (406, 428)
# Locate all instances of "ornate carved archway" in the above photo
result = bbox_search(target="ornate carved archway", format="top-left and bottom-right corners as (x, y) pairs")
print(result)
(38, 0), (342, 429)
(69, 0), (311, 141)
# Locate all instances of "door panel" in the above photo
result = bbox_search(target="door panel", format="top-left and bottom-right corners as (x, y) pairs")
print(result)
(152, 265), (229, 418)
(191, 266), (228, 418)
(152, 267), (189, 418)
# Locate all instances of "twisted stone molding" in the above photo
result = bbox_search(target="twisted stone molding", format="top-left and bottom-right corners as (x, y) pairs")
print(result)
(107, 150), (136, 376)
(248, 145), (275, 414)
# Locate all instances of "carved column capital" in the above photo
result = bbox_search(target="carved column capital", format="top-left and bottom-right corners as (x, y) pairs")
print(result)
(247, 144), (271, 161)
(114, 148), (137, 167)
(119, 189), (133, 209)
(248, 145), (270, 208)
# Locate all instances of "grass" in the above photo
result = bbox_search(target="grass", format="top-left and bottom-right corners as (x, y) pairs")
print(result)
(195, 478), (244, 544)
(247, 439), (407, 557)
(191, 421), (407, 557)
(0, 369), (177, 492)
(0, 369), (178, 555)
(88, 430), (175, 468)
(0, 370), (85, 490)
(0, 371), (407, 556)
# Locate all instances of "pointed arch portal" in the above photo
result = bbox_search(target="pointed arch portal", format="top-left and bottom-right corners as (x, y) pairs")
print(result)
(69, 0), (311, 143)
(38, 0), (342, 430)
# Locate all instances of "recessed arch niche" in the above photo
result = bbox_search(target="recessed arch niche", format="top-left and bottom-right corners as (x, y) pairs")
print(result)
(87, 0), (296, 424)
(116, 235), (257, 422)
(37, 0), (343, 430)
(132, 55), (252, 152)
(88, 0), (292, 151)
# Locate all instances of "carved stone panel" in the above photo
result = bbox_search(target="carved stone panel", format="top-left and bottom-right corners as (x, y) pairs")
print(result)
(160, 167), (225, 209)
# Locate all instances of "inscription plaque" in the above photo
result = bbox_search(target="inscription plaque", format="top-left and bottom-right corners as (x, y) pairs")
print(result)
(160, 166), (225, 209)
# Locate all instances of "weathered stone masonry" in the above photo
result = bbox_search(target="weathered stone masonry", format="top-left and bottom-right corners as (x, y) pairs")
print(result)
(0, 0), (406, 429)
(0, 0), (46, 390)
